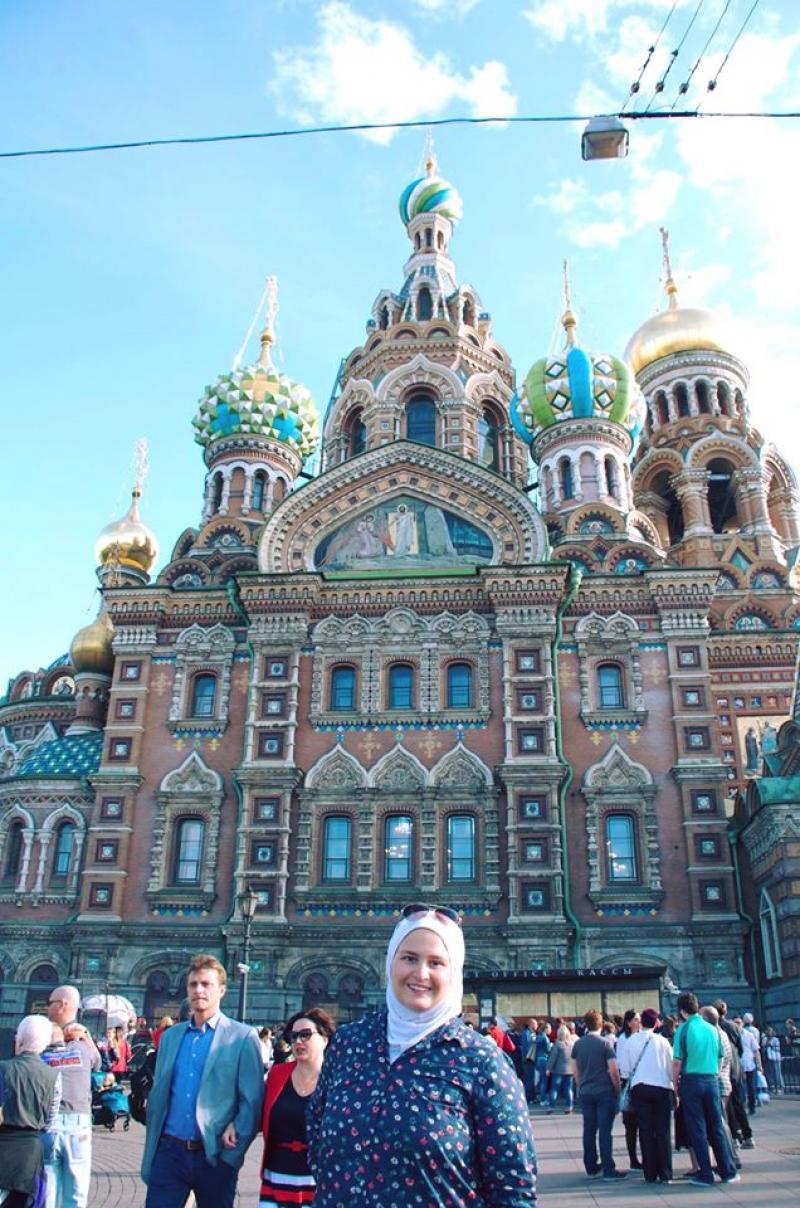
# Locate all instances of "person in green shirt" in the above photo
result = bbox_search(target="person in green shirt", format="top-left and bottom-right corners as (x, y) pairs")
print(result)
(672, 993), (739, 1187)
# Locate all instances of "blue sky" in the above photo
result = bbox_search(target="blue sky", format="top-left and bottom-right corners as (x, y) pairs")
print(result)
(2, 0), (799, 685)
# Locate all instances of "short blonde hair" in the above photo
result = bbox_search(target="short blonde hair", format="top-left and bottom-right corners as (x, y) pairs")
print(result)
(187, 953), (227, 987)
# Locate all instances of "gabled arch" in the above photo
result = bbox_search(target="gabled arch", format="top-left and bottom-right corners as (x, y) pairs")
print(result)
(368, 745), (428, 790)
(160, 750), (223, 794)
(0, 802), (34, 833)
(631, 446), (684, 493)
(583, 741), (653, 790)
(431, 746), (492, 789)
(40, 802), (85, 834)
(175, 623), (236, 655)
(376, 354), (461, 404)
(305, 746), (368, 791)
(574, 611), (640, 641)
(686, 432), (759, 471)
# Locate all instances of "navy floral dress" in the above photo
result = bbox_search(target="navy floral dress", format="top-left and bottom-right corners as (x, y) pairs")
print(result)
(307, 1009), (537, 1207)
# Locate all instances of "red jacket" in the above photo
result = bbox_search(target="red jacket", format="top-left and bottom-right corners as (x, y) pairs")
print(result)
(260, 1060), (294, 1172)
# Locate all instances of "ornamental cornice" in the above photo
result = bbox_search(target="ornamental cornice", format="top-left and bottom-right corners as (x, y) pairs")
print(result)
(635, 349), (749, 391)
(741, 804), (800, 864)
(340, 336), (514, 393)
(533, 418), (632, 460)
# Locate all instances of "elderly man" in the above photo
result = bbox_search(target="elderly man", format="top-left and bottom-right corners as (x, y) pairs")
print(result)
(0, 1014), (60, 1208)
(45, 984), (101, 1208)
(142, 953), (264, 1208)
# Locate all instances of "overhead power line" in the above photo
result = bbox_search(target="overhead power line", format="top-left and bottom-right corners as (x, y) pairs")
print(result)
(0, 107), (798, 161)
(671, 0), (734, 110)
(644, 0), (708, 112)
(621, 0), (679, 114)
(703, 0), (762, 104)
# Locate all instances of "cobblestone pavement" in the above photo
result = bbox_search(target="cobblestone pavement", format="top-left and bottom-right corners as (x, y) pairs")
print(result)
(88, 1098), (800, 1207)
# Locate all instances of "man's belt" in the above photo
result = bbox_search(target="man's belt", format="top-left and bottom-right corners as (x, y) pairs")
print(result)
(162, 1133), (204, 1152)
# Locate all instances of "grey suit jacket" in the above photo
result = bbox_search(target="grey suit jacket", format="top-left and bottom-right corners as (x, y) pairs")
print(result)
(141, 1012), (265, 1183)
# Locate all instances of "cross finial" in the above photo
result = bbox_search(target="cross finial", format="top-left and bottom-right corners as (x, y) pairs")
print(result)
(561, 258), (577, 348)
(422, 128), (437, 177)
(258, 275), (279, 368)
(659, 226), (679, 309)
(132, 438), (149, 497)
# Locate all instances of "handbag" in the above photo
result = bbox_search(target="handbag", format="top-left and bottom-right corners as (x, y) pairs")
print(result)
(619, 1035), (651, 1113)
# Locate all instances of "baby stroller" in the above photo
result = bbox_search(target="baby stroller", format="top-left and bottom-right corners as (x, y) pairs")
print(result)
(91, 1071), (131, 1131)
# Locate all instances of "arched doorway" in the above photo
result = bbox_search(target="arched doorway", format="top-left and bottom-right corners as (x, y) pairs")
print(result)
(25, 963), (58, 1014)
(143, 970), (182, 1025)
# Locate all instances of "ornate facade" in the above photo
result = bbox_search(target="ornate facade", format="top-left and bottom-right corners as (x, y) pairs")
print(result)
(2, 160), (799, 1027)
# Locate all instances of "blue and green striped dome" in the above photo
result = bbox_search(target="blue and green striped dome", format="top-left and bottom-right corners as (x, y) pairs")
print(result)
(511, 325), (645, 445)
(399, 158), (463, 228)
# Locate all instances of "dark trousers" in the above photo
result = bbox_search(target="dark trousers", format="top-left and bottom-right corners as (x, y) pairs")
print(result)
(631, 1083), (673, 1183)
(145, 1137), (239, 1208)
(621, 1103), (640, 1164)
(728, 1078), (751, 1141)
(679, 1074), (737, 1185)
(579, 1088), (618, 1176)
(744, 1068), (757, 1113)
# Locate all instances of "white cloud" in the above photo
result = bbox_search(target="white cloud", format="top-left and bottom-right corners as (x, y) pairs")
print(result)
(269, 2), (516, 145)
(523, 0), (684, 44)
(411, 0), (482, 14)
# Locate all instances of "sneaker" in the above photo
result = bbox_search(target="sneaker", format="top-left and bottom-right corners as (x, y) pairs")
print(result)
(602, 1171), (628, 1180)
(741, 1138), (755, 1149)
(688, 1176), (715, 1187)
(722, 1174), (742, 1184)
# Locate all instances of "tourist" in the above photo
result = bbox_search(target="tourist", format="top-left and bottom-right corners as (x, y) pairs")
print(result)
(46, 985), (102, 1208)
(615, 1008), (643, 1170)
(625, 1007), (674, 1185)
(307, 904), (538, 1205)
(546, 1024), (575, 1113)
(762, 1026), (783, 1094)
(0, 1014), (60, 1208)
(141, 953), (264, 1208)
(714, 1000), (753, 1149)
(532, 1018), (552, 1104)
(572, 1007), (626, 1181)
(259, 1008), (335, 1207)
(672, 992), (738, 1186)
(258, 1027), (274, 1072)
(152, 1016), (174, 1051)
(109, 1025), (132, 1077)
(520, 1017), (538, 1104)
(700, 1006), (740, 1170)
(740, 1012), (762, 1114)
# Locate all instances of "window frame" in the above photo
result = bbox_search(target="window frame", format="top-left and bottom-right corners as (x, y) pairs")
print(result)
(330, 665), (357, 712)
(321, 815), (352, 883)
(4, 821), (24, 879)
(446, 813), (476, 883)
(51, 822), (76, 880)
(405, 395), (437, 447)
(172, 817), (205, 885)
(446, 662), (473, 709)
(604, 813), (638, 884)
(384, 814), (414, 884)
(597, 663), (625, 709)
(388, 663), (415, 710)
(190, 672), (217, 719)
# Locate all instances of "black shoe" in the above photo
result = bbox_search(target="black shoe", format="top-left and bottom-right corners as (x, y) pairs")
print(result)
(630, 1161), (644, 1170)
(603, 1171), (628, 1180)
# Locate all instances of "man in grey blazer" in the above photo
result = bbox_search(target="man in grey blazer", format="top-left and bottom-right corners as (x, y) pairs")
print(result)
(142, 953), (264, 1208)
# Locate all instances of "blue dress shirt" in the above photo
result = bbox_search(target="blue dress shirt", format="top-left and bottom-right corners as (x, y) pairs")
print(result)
(162, 1013), (218, 1140)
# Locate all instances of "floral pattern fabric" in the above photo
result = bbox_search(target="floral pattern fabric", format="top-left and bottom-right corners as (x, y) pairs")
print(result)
(307, 1009), (537, 1207)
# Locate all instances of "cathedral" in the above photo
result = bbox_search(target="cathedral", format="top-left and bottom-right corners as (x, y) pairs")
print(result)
(1, 154), (799, 1032)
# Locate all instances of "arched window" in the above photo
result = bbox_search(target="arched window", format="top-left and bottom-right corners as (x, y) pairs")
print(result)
(760, 889), (782, 979)
(437, 231), (444, 250)
(651, 470), (684, 545)
(405, 395), (436, 446)
(463, 298), (476, 327)
(212, 473), (224, 511)
(322, 816), (351, 882)
(447, 815), (476, 881)
(477, 408), (500, 471)
(5, 821), (24, 879)
(251, 472), (266, 511)
(414, 232), (421, 251)
(51, 822), (75, 879)
(379, 306), (390, 330)
(708, 458), (739, 534)
(348, 411), (366, 457)
(559, 457), (574, 500)
(675, 383), (690, 417)
(417, 287), (433, 321)
(384, 815), (413, 882)
(605, 814), (637, 882)
(604, 456), (618, 499)
(190, 674), (217, 718)
(173, 818), (205, 884)
(717, 381), (731, 416)
(696, 380), (711, 414)
(425, 228), (433, 249)
(330, 666), (356, 711)
(447, 663), (473, 708)
(654, 391), (669, 425)
(273, 478), (287, 503)
(388, 664), (414, 709)
(597, 663), (625, 709)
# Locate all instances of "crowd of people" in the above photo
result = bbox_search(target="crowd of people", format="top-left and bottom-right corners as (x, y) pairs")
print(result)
(0, 914), (795, 1206)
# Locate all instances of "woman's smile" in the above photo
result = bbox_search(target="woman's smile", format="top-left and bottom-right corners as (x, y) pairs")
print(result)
(391, 928), (450, 1011)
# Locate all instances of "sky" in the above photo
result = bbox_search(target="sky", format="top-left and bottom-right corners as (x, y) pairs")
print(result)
(2, 0), (799, 686)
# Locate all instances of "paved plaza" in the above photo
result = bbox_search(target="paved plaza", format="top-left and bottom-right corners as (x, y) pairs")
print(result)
(87, 1097), (800, 1207)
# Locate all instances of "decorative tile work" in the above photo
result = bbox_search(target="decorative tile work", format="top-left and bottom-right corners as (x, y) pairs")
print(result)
(16, 733), (103, 779)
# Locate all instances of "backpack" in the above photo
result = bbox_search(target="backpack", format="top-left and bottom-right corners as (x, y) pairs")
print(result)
(129, 1049), (156, 1125)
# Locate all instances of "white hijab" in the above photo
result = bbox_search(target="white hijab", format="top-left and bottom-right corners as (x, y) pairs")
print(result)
(385, 911), (465, 1063)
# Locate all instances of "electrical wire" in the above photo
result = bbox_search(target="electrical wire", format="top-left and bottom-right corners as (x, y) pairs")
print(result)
(702, 0), (762, 105)
(644, 0), (708, 113)
(1, 107), (798, 161)
(671, 0), (734, 110)
(621, 0), (679, 114)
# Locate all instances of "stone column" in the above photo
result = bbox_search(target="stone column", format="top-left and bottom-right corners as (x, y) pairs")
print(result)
(672, 469), (713, 536)
(33, 831), (52, 893)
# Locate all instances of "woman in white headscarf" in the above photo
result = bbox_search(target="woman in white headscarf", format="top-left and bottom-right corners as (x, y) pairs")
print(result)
(307, 905), (537, 1207)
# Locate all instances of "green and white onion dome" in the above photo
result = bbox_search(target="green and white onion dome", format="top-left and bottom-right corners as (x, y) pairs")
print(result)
(193, 362), (319, 461)
(399, 155), (463, 228)
(511, 310), (645, 446)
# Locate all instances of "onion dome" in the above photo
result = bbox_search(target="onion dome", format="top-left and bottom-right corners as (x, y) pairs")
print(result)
(512, 306), (645, 445)
(625, 227), (737, 374)
(193, 316), (319, 462)
(398, 153), (463, 228)
(69, 608), (114, 675)
(94, 488), (160, 576)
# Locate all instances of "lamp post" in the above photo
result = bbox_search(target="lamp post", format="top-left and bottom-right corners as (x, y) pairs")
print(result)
(237, 886), (259, 1023)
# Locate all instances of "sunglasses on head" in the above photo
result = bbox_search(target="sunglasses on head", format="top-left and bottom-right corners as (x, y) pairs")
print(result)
(402, 903), (462, 927)
(289, 1028), (318, 1043)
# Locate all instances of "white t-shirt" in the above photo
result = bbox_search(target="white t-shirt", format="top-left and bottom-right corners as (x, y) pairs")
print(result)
(625, 1030), (674, 1091)
(741, 1027), (759, 1072)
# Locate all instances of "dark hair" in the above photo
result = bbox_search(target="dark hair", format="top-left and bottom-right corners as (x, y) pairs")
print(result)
(641, 1008), (659, 1030)
(584, 1008), (602, 1031)
(622, 1008), (639, 1037)
(678, 992), (699, 1016)
(713, 999), (728, 1018)
(283, 1007), (336, 1044)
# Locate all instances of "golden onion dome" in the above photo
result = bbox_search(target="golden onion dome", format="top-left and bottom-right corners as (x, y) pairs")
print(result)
(625, 238), (738, 375)
(94, 488), (159, 577)
(69, 608), (114, 676)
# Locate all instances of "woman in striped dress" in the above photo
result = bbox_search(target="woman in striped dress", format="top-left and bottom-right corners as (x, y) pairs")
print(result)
(259, 1008), (335, 1207)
